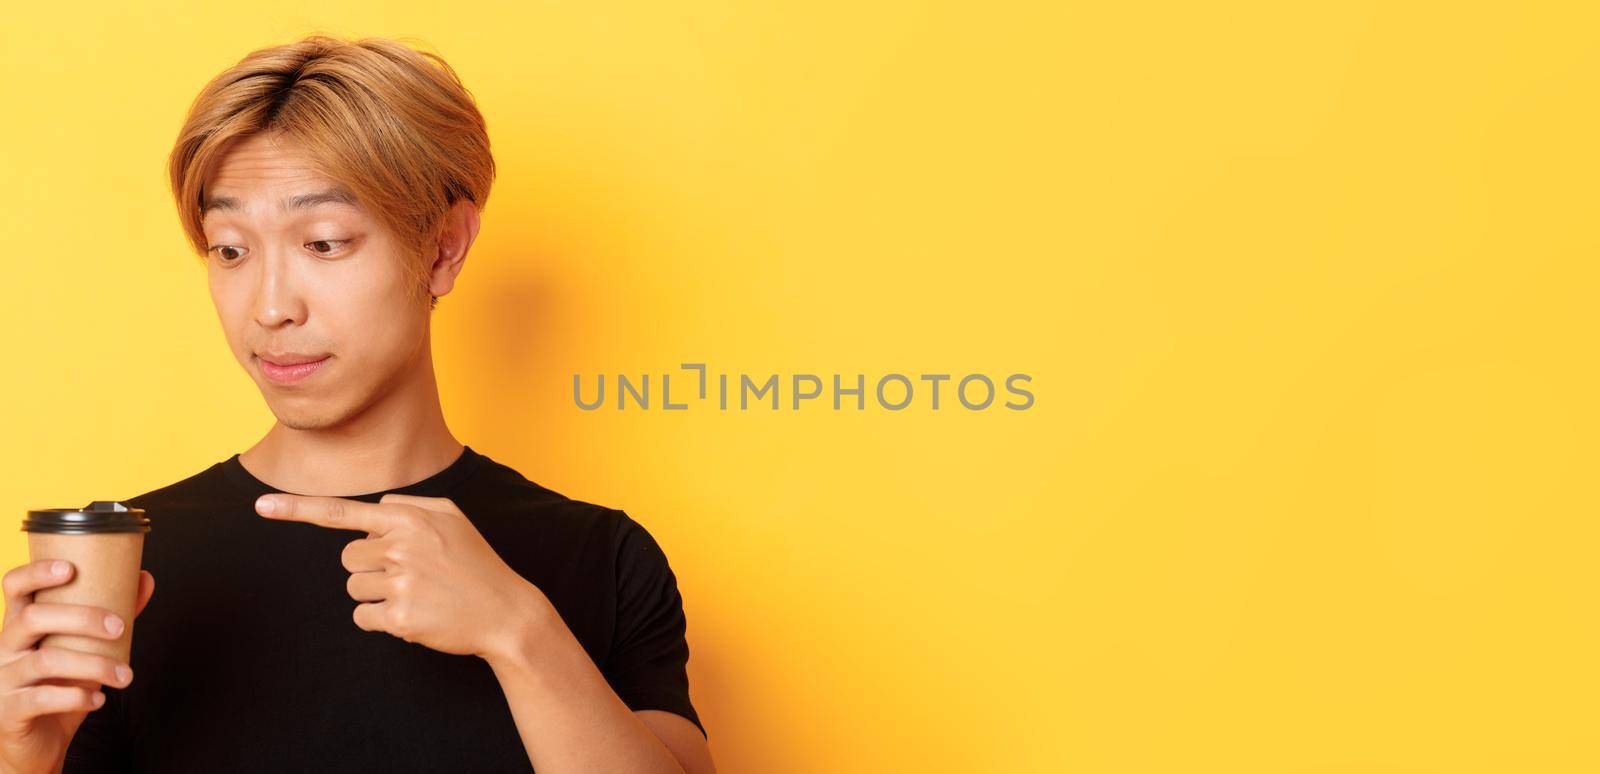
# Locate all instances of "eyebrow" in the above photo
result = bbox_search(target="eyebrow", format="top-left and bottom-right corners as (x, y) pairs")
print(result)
(201, 187), (360, 216)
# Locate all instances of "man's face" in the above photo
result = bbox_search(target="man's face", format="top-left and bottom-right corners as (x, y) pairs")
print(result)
(201, 131), (428, 430)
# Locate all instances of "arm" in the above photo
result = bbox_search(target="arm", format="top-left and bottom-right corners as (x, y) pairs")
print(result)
(482, 590), (712, 774)
(254, 495), (711, 772)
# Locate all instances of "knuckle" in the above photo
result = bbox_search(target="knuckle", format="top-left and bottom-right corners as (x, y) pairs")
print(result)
(418, 528), (445, 550)
(384, 546), (409, 564)
(384, 506), (416, 528)
(23, 685), (52, 712)
(31, 647), (57, 675)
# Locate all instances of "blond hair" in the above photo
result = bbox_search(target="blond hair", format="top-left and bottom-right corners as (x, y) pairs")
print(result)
(167, 35), (495, 309)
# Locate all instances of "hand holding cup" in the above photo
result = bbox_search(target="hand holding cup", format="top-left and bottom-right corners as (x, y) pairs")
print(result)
(0, 502), (155, 774)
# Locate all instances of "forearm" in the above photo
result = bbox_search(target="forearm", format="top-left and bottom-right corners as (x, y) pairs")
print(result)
(482, 587), (686, 774)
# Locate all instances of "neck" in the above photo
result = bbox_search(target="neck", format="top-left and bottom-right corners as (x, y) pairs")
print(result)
(237, 333), (464, 496)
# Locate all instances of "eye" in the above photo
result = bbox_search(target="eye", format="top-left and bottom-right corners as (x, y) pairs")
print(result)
(208, 245), (247, 264)
(306, 239), (351, 257)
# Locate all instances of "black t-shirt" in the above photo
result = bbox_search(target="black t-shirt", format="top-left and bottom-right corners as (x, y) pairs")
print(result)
(61, 445), (704, 772)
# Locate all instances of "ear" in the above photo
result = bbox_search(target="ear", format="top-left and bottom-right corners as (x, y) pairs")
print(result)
(427, 197), (481, 300)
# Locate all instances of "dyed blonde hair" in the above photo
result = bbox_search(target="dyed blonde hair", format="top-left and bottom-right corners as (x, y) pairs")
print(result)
(167, 35), (495, 309)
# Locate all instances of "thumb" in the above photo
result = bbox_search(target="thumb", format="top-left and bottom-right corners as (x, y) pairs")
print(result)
(133, 570), (155, 619)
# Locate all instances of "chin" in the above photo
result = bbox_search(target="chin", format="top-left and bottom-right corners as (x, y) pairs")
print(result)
(275, 414), (336, 431)
(272, 410), (338, 432)
(265, 397), (355, 431)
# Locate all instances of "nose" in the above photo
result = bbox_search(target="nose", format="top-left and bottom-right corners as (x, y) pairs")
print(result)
(251, 248), (308, 329)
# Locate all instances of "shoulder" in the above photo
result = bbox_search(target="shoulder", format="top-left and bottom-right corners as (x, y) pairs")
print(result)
(612, 510), (673, 564)
(466, 453), (671, 562)
(458, 451), (635, 535)
(121, 460), (232, 511)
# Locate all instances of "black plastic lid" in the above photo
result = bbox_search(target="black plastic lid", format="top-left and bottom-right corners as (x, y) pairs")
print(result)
(23, 501), (151, 535)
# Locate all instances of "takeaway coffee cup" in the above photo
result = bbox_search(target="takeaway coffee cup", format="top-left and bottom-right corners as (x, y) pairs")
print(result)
(22, 501), (150, 665)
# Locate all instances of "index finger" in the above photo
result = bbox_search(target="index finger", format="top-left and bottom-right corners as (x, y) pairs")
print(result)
(2, 560), (72, 624)
(256, 495), (402, 535)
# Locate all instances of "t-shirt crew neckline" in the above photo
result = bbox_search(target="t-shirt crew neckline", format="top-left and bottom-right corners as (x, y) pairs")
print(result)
(220, 445), (485, 502)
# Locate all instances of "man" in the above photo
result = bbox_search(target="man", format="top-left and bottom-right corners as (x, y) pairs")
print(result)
(0, 35), (714, 773)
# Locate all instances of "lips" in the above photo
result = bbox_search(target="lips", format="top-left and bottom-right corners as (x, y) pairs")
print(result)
(257, 353), (331, 385)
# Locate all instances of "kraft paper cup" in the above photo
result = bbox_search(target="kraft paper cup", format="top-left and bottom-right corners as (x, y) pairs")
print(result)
(23, 501), (150, 667)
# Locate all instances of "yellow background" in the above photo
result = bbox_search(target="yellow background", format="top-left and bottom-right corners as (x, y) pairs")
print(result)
(3, 2), (1597, 772)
